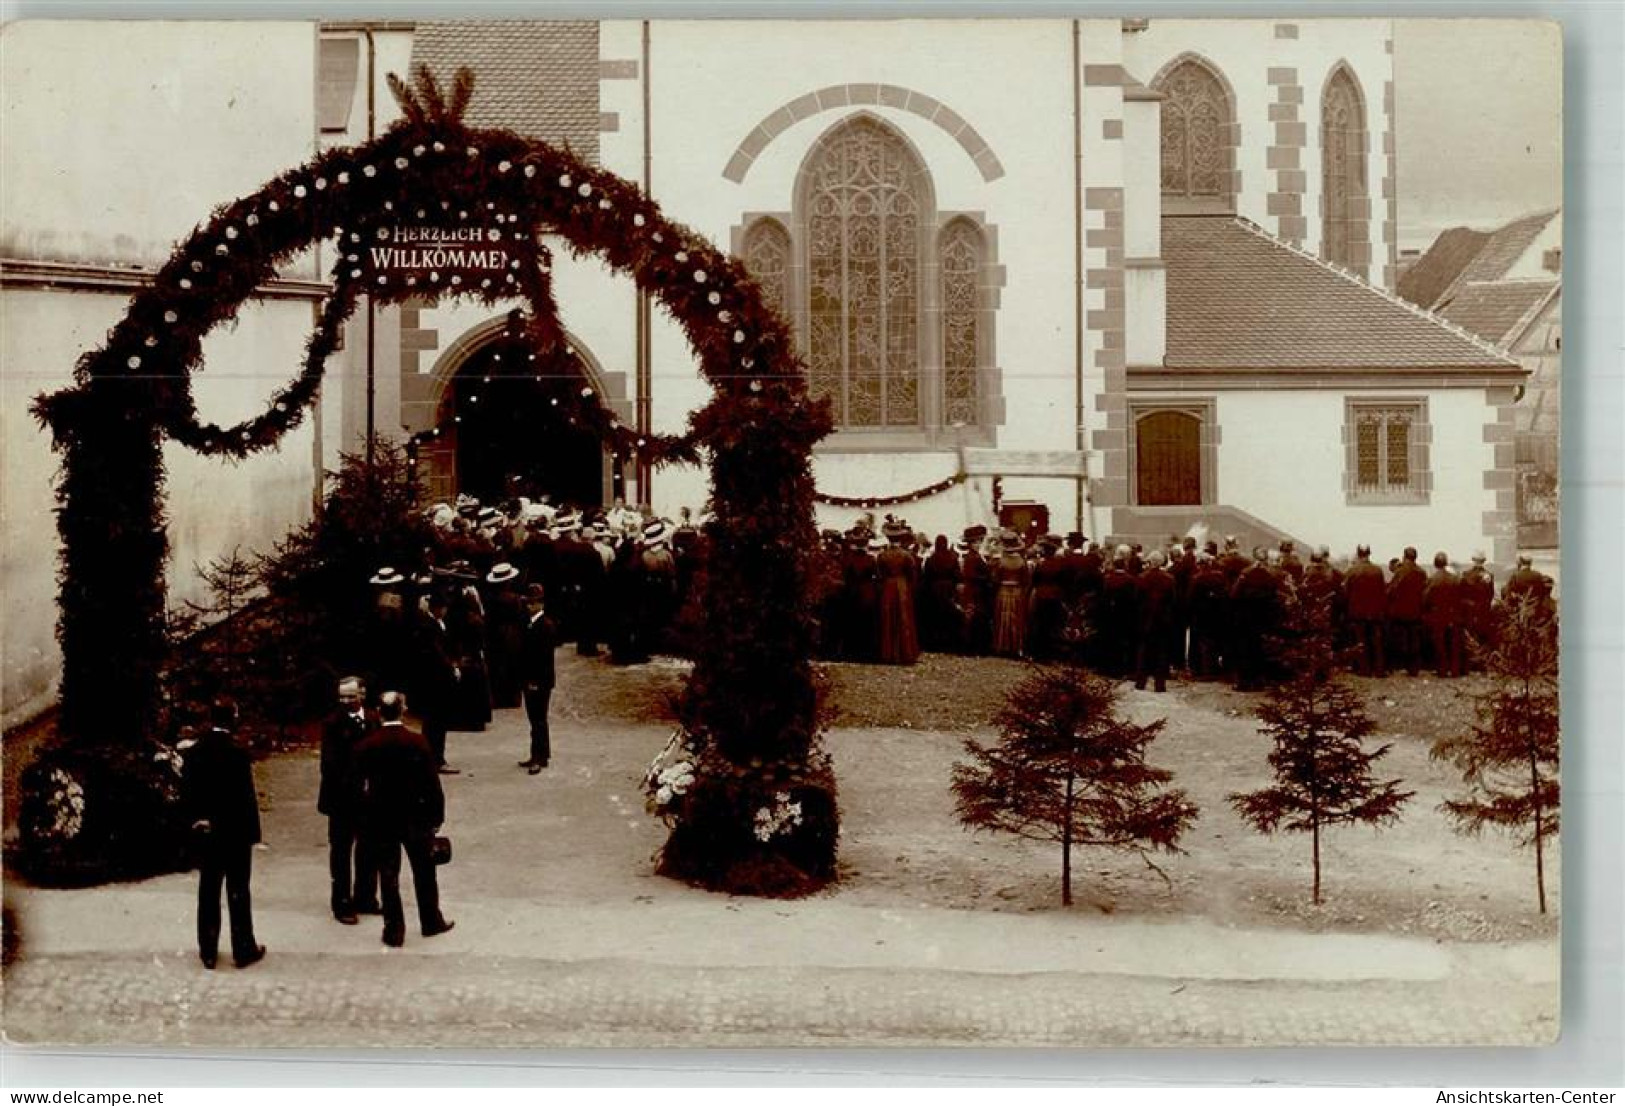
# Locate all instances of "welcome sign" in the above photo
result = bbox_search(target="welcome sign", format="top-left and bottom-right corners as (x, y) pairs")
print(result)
(365, 225), (517, 281)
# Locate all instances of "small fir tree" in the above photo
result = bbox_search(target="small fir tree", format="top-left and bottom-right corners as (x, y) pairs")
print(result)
(184, 546), (261, 688)
(1431, 596), (1560, 913)
(952, 667), (1198, 906)
(1228, 625), (1413, 904)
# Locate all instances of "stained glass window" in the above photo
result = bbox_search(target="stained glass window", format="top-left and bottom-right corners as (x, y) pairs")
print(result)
(1350, 402), (1423, 499)
(742, 218), (791, 320)
(802, 117), (923, 428)
(940, 220), (981, 427)
(1158, 59), (1232, 204)
(1321, 68), (1367, 269)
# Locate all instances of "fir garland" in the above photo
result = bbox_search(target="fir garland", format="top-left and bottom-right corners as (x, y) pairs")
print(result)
(31, 67), (837, 893)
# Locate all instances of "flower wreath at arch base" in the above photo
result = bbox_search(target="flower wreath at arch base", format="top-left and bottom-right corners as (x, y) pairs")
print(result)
(28, 68), (838, 895)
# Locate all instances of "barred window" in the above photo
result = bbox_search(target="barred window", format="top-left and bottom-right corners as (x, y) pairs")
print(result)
(939, 218), (982, 428)
(1321, 67), (1368, 271)
(1158, 58), (1234, 208)
(1347, 400), (1429, 503)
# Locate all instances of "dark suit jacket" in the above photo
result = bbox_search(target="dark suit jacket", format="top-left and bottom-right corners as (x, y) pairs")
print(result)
(1387, 561), (1427, 620)
(356, 722), (445, 839)
(182, 728), (261, 846)
(412, 610), (460, 718)
(1135, 567), (1177, 633)
(318, 709), (371, 818)
(1423, 568), (1462, 628)
(1344, 560), (1387, 621)
(521, 611), (558, 690)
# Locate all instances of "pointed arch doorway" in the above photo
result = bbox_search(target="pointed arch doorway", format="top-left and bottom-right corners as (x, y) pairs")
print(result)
(415, 319), (622, 508)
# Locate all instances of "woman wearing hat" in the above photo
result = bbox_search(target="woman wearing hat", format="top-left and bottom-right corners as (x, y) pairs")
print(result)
(991, 530), (1032, 658)
(876, 520), (920, 665)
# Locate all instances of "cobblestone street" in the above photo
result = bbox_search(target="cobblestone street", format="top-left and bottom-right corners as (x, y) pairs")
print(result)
(3, 656), (1561, 1048)
(4, 948), (1556, 1047)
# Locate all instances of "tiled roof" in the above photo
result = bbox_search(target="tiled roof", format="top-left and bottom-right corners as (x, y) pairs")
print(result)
(411, 21), (600, 163)
(1397, 210), (1560, 310)
(1396, 226), (1488, 310)
(1161, 216), (1520, 372)
(1437, 280), (1558, 347)
(1453, 209), (1559, 289)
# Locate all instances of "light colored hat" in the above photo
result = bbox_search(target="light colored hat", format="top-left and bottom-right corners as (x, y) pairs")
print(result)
(867, 536), (886, 552)
(643, 520), (670, 546)
(553, 511), (581, 534)
(486, 562), (520, 584)
(370, 566), (405, 586)
(477, 506), (500, 525)
(1000, 529), (1023, 550)
(430, 504), (455, 528)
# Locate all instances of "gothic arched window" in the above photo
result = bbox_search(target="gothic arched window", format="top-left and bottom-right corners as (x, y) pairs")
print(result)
(741, 217), (791, 320)
(1321, 66), (1369, 272)
(939, 218), (983, 428)
(1157, 58), (1235, 210)
(800, 116), (926, 428)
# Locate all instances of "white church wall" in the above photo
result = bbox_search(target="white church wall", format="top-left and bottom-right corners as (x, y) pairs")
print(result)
(1, 22), (323, 725)
(1210, 387), (1493, 565)
(1123, 18), (1391, 277)
(1292, 21), (1391, 273)
(627, 20), (1080, 523)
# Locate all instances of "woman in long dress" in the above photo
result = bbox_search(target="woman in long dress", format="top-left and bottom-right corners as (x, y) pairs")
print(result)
(991, 531), (1032, 657)
(876, 523), (921, 664)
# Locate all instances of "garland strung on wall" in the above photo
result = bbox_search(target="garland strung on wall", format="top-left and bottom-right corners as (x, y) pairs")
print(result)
(813, 470), (969, 509)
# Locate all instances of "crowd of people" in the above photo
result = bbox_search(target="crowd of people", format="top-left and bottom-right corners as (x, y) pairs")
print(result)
(808, 516), (1557, 693)
(182, 493), (1556, 967)
(359, 493), (707, 774)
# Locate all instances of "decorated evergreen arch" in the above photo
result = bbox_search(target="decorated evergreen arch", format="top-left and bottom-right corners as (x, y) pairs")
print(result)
(32, 70), (837, 894)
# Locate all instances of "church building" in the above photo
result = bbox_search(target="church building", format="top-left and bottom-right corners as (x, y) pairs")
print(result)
(318, 18), (1523, 559)
(1, 18), (1529, 724)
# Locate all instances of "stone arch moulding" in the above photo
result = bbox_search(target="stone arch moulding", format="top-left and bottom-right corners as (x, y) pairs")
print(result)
(721, 83), (1005, 184)
(413, 313), (631, 436)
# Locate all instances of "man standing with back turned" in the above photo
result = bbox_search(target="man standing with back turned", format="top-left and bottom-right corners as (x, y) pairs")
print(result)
(182, 698), (266, 970)
(357, 691), (455, 948)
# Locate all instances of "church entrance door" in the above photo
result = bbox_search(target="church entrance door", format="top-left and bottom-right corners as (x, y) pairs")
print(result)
(423, 338), (610, 509)
(1135, 409), (1202, 506)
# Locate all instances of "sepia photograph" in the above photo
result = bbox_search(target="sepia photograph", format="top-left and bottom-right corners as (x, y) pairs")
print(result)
(1, 14), (1566, 1050)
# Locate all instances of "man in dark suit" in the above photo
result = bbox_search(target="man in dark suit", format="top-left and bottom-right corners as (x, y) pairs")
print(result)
(412, 592), (461, 774)
(319, 675), (376, 924)
(181, 699), (265, 970)
(1100, 549), (1139, 677)
(1230, 548), (1282, 691)
(356, 692), (455, 948)
(1501, 554), (1544, 607)
(1133, 551), (1178, 692)
(1423, 552), (1464, 678)
(1386, 547), (1428, 677)
(518, 585), (557, 774)
(1459, 552), (1497, 667)
(1343, 545), (1387, 676)
(1186, 552), (1228, 679)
